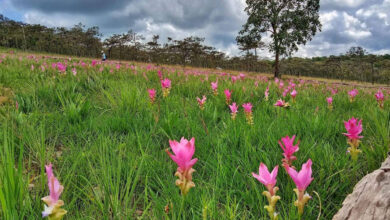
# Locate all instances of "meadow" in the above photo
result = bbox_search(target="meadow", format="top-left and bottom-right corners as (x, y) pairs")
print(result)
(0, 49), (389, 219)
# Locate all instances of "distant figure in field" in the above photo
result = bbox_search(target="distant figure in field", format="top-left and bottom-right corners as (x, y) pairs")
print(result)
(101, 51), (106, 61)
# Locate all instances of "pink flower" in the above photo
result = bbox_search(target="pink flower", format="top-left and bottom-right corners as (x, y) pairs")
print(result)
(56, 62), (66, 72)
(72, 68), (77, 76)
(242, 103), (253, 113)
(264, 87), (269, 100)
(211, 81), (218, 91)
(166, 137), (198, 172)
(31, 65), (35, 71)
(239, 73), (245, 80)
(91, 60), (97, 67)
(279, 81), (284, 89)
(348, 89), (358, 99)
(196, 95), (207, 109)
(285, 159), (314, 191)
(148, 89), (156, 103)
(224, 89), (232, 104)
(326, 97), (333, 105)
(375, 90), (384, 102)
(291, 89), (297, 98)
(229, 102), (238, 114)
(231, 76), (238, 83)
(343, 117), (363, 141)
(44, 164), (63, 205)
(279, 135), (299, 165)
(274, 99), (289, 108)
(158, 70), (163, 80)
(42, 164), (66, 218)
(161, 78), (171, 89)
(252, 163), (279, 195)
(116, 64), (121, 70)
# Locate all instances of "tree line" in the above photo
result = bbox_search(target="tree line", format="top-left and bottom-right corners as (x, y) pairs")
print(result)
(1, 14), (390, 84)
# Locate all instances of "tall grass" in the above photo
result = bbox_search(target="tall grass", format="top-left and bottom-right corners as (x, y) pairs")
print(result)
(0, 51), (389, 219)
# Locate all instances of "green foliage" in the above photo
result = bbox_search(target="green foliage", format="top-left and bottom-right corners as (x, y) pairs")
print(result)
(238, 0), (322, 77)
(0, 51), (389, 219)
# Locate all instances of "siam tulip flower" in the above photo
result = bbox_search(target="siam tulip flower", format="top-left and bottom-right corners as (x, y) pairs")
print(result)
(224, 89), (232, 105)
(99, 67), (104, 72)
(279, 135), (299, 167)
(327, 97), (333, 110)
(264, 86), (269, 101)
(279, 81), (284, 89)
(343, 117), (363, 161)
(252, 163), (280, 220)
(72, 68), (77, 76)
(239, 73), (246, 80)
(148, 89), (156, 104)
(290, 89), (297, 102)
(285, 159), (314, 216)
(229, 102), (238, 120)
(274, 78), (279, 84)
(375, 90), (384, 108)
(196, 95), (207, 110)
(282, 88), (290, 97)
(91, 60), (97, 67)
(41, 65), (46, 72)
(274, 99), (290, 108)
(31, 64), (35, 71)
(116, 64), (121, 70)
(231, 76), (238, 83)
(56, 62), (66, 73)
(348, 89), (358, 102)
(158, 70), (163, 80)
(242, 103), (254, 125)
(211, 81), (218, 95)
(254, 81), (259, 88)
(165, 137), (198, 195)
(161, 78), (172, 98)
(0, 59), (2, 64)
(42, 164), (67, 220)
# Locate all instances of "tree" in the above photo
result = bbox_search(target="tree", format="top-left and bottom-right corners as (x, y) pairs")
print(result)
(236, 32), (263, 57)
(346, 46), (367, 58)
(238, 0), (321, 78)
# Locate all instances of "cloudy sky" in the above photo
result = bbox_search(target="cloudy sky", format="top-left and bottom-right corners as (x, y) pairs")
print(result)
(1, 0), (390, 58)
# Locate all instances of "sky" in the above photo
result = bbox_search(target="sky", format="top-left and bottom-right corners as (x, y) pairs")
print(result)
(1, 0), (390, 58)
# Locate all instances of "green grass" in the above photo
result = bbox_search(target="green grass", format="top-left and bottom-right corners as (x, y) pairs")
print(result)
(0, 50), (389, 219)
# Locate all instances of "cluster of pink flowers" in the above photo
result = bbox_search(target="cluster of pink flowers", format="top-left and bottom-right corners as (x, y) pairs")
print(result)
(253, 135), (313, 218)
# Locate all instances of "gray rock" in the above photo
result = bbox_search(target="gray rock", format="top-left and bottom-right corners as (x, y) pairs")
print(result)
(333, 154), (390, 220)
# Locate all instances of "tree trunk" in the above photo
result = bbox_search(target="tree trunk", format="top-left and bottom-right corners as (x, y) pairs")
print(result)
(274, 51), (280, 79)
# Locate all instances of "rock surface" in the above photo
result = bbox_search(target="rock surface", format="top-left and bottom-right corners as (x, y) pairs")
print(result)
(333, 154), (390, 220)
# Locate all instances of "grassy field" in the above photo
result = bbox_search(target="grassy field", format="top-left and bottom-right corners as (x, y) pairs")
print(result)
(0, 49), (389, 219)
